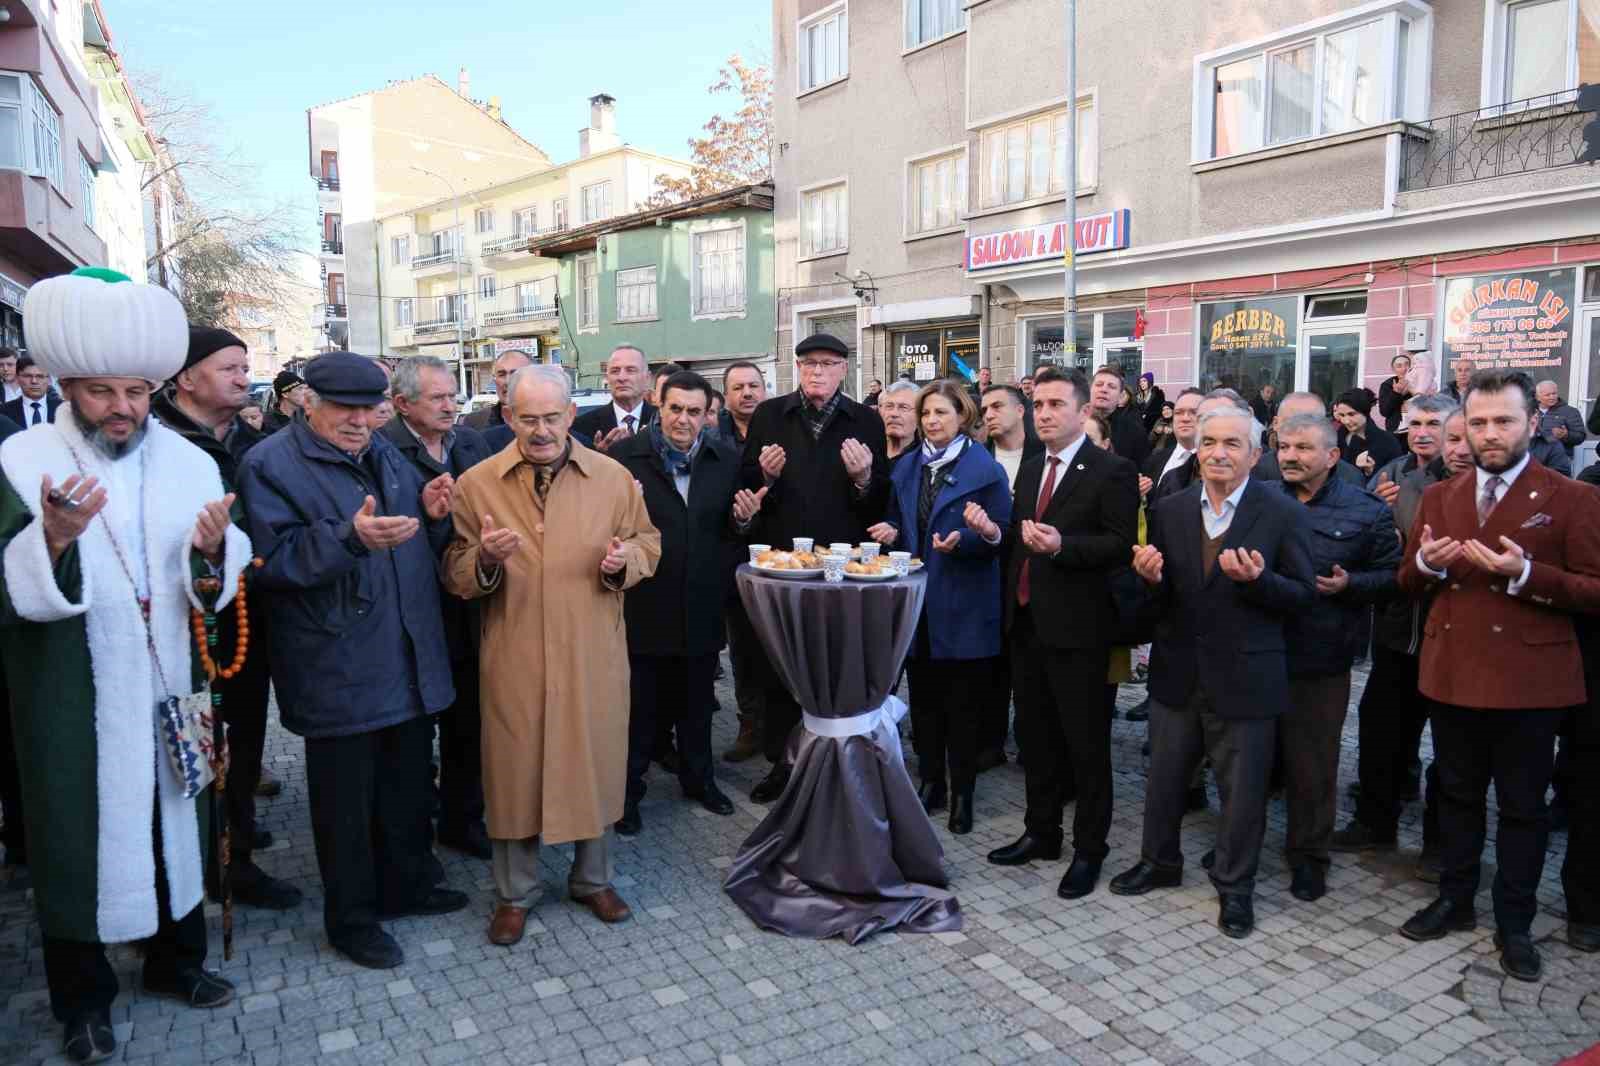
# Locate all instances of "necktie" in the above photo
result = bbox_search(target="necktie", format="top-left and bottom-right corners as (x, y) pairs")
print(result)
(622, 415), (637, 434)
(918, 465), (940, 546)
(29, 401), (41, 426)
(1477, 474), (1504, 527)
(1017, 457), (1061, 607)
(535, 466), (553, 503)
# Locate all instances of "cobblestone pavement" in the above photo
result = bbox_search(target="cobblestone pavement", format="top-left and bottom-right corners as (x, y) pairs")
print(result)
(0, 661), (1594, 1066)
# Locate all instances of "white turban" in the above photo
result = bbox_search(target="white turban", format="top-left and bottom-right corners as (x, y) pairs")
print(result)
(22, 268), (189, 384)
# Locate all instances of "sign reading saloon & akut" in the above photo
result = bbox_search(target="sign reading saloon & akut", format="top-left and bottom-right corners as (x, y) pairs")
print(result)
(965, 209), (1131, 271)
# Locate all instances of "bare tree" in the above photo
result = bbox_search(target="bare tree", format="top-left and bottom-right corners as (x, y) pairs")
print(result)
(647, 55), (772, 206)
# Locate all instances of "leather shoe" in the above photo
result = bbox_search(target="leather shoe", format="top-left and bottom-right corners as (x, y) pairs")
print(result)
(144, 967), (235, 1008)
(688, 783), (735, 816)
(1289, 863), (1326, 902)
(1056, 856), (1102, 900)
(1218, 895), (1255, 939)
(1400, 898), (1476, 942)
(1109, 860), (1182, 896)
(488, 903), (529, 946)
(1185, 784), (1209, 812)
(975, 748), (1007, 772)
(1124, 696), (1150, 722)
(331, 926), (405, 969)
(750, 763), (791, 803)
(947, 791), (973, 835)
(1329, 821), (1398, 853)
(918, 779), (947, 813)
(987, 832), (1062, 866)
(1567, 921), (1600, 953)
(574, 886), (631, 923)
(251, 828), (274, 851)
(437, 822), (493, 860)
(62, 1008), (115, 1063)
(378, 887), (468, 921)
(1494, 931), (1542, 982)
(231, 862), (304, 910)
(254, 771), (283, 798)
(615, 802), (642, 836)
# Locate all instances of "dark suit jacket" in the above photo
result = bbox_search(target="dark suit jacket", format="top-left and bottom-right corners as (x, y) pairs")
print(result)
(0, 414), (18, 443)
(462, 402), (506, 433)
(1001, 440), (1139, 649)
(1108, 407), (1152, 467)
(571, 399), (656, 443)
(1398, 460), (1600, 710)
(1143, 479), (1316, 718)
(740, 390), (890, 548)
(2, 394), (61, 428)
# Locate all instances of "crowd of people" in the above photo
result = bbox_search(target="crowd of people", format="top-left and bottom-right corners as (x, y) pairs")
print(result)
(0, 271), (1596, 1064)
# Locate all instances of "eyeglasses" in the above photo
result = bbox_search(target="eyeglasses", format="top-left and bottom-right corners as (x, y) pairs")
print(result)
(797, 360), (845, 373)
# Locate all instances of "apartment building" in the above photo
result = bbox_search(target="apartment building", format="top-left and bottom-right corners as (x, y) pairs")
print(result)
(376, 95), (692, 393)
(306, 70), (552, 356)
(775, 0), (1600, 429)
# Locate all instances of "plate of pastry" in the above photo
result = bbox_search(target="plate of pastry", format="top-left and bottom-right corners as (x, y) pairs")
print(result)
(752, 549), (824, 579)
(843, 558), (900, 581)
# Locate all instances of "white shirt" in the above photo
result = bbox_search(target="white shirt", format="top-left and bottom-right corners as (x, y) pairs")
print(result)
(22, 396), (48, 426)
(612, 401), (646, 433)
(1415, 453), (1533, 593)
(1, 381), (20, 404)
(1159, 443), (1192, 483)
(993, 444), (1024, 492)
(1201, 476), (1251, 540)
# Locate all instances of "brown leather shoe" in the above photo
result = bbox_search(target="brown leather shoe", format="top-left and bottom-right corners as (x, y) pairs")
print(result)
(487, 904), (528, 946)
(573, 887), (631, 924)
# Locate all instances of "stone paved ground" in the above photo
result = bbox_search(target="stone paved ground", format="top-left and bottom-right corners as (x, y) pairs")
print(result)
(0, 660), (1595, 1066)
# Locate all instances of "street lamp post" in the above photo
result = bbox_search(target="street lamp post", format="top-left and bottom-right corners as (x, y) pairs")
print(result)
(1064, 0), (1078, 368)
(409, 164), (470, 394)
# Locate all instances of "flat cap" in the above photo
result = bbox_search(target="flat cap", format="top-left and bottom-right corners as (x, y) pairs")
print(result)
(303, 351), (388, 407)
(794, 333), (850, 359)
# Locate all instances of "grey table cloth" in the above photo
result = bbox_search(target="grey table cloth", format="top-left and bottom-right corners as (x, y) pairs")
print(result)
(723, 565), (962, 943)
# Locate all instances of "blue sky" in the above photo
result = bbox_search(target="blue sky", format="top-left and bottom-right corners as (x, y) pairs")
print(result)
(102, 1), (771, 249)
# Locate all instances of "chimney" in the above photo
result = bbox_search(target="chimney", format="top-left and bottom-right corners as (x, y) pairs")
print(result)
(458, 66), (471, 99)
(579, 94), (621, 159)
(488, 96), (503, 122)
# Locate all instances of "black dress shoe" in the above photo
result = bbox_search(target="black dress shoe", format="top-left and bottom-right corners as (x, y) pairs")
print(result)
(331, 926), (405, 969)
(1568, 921), (1600, 953)
(918, 779), (947, 813)
(1494, 931), (1542, 982)
(615, 802), (642, 836)
(1057, 856), (1102, 900)
(62, 1008), (114, 1063)
(1185, 785), (1209, 812)
(1109, 860), (1182, 896)
(1201, 849), (1215, 871)
(251, 828), (274, 851)
(437, 822), (493, 860)
(975, 748), (1007, 772)
(987, 832), (1062, 866)
(750, 763), (791, 803)
(689, 784), (735, 816)
(1289, 863), (1326, 902)
(1329, 821), (1398, 853)
(1400, 898), (1477, 942)
(947, 791), (973, 835)
(231, 862), (304, 910)
(1549, 799), (1570, 833)
(1124, 696), (1150, 722)
(378, 887), (469, 921)
(144, 967), (235, 1008)
(1218, 895), (1255, 939)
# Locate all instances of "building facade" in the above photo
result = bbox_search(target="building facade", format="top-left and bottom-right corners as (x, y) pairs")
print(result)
(774, 0), (1600, 436)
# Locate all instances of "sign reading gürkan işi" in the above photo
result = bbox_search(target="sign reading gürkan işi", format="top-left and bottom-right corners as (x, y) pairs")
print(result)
(966, 209), (1131, 271)
(1442, 268), (1575, 381)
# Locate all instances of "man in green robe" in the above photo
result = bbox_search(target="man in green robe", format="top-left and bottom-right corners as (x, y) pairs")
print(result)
(0, 270), (251, 1063)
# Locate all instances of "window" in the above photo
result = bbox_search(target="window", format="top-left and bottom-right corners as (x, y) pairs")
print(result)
(577, 254), (599, 330)
(978, 100), (1096, 208)
(905, 0), (963, 49)
(801, 182), (848, 258)
(1305, 291), (1368, 318)
(1494, 0), (1600, 104)
(615, 265), (658, 321)
(435, 293), (465, 322)
(263, 329), (277, 351)
(391, 235), (410, 265)
(513, 206), (538, 236)
(581, 181), (612, 223)
(428, 228), (460, 257)
(79, 155), (95, 229)
(320, 150), (338, 182)
(1021, 310), (1142, 375)
(798, 3), (848, 93)
(552, 198), (568, 230)
(327, 273), (345, 306)
(323, 213), (342, 244)
(395, 298), (413, 327)
(479, 274), (497, 301)
(0, 75), (21, 170)
(515, 278), (554, 310)
(908, 150), (966, 235)
(693, 226), (746, 316)
(1198, 5), (1423, 160)
(474, 207), (494, 234)
(0, 73), (62, 190)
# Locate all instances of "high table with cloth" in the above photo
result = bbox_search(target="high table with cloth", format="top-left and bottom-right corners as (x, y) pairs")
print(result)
(723, 565), (961, 943)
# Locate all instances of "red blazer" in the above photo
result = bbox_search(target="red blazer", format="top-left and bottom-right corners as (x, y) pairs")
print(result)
(1398, 460), (1600, 709)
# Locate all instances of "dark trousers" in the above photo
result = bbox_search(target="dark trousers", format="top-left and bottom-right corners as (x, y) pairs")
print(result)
(436, 656), (485, 834)
(0, 655), (24, 862)
(627, 653), (719, 805)
(305, 714), (437, 939)
(1430, 703), (1562, 934)
(725, 601), (767, 724)
(1353, 646), (1430, 837)
(211, 603), (270, 866)
(906, 657), (982, 793)
(981, 654), (1012, 755)
(1563, 700), (1600, 925)
(1281, 672), (1352, 870)
(43, 794), (207, 1023)
(754, 649), (802, 765)
(1013, 610), (1112, 860)
(1143, 691), (1275, 897)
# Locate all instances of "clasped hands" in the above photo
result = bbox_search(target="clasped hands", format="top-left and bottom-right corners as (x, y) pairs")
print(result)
(1417, 524), (1527, 578)
(1131, 544), (1265, 584)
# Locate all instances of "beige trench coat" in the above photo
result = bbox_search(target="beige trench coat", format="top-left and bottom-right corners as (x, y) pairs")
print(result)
(443, 442), (660, 844)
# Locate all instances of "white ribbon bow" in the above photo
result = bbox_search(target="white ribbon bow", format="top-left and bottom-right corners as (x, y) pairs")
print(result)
(802, 695), (908, 760)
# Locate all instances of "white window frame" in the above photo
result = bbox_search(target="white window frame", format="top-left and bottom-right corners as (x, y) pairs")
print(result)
(552, 197), (568, 230)
(1191, 0), (1433, 163)
(474, 207), (494, 234)
(690, 219), (748, 320)
(395, 298), (413, 328)
(0, 72), (63, 190)
(903, 0), (965, 53)
(615, 264), (659, 323)
(0, 72), (22, 171)
(797, 1), (849, 96)
(1482, 0), (1595, 108)
(576, 253), (599, 332)
(478, 273), (497, 301)
(79, 154), (95, 230)
(903, 145), (967, 240)
(513, 205), (538, 236)
(580, 181), (612, 224)
(515, 277), (554, 311)
(973, 94), (1098, 212)
(391, 234), (410, 266)
(799, 178), (849, 261)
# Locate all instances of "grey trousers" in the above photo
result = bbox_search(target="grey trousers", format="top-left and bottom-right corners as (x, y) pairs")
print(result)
(1280, 673), (1352, 871)
(492, 833), (612, 908)
(1142, 691), (1276, 897)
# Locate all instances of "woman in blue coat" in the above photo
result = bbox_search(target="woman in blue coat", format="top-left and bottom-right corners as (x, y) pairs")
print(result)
(868, 380), (1011, 835)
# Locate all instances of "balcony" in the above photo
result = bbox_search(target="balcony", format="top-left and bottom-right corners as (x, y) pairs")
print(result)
(481, 304), (559, 333)
(316, 176), (340, 191)
(324, 303), (347, 320)
(414, 317), (465, 336)
(1400, 91), (1589, 192)
(411, 250), (466, 278)
(480, 234), (531, 258)
(321, 238), (343, 255)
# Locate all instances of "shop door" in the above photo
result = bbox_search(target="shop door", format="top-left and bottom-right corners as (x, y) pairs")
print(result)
(1574, 310), (1600, 472)
(1299, 327), (1362, 408)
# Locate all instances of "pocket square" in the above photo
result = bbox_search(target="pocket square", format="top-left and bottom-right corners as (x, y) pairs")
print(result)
(1520, 512), (1553, 529)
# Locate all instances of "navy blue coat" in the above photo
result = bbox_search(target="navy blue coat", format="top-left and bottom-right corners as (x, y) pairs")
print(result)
(237, 421), (454, 739)
(884, 438), (1011, 660)
(1276, 477), (1401, 679)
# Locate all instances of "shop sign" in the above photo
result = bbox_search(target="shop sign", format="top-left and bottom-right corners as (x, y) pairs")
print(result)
(0, 272), (26, 311)
(966, 209), (1130, 271)
(1206, 304), (1291, 352)
(1442, 268), (1575, 381)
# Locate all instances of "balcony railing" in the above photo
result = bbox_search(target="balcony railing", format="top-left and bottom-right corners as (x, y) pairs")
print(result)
(324, 303), (347, 319)
(1400, 90), (1589, 192)
(412, 250), (463, 269)
(483, 305), (558, 327)
(480, 234), (532, 256)
(321, 238), (343, 254)
(316, 176), (340, 191)
(414, 317), (464, 335)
